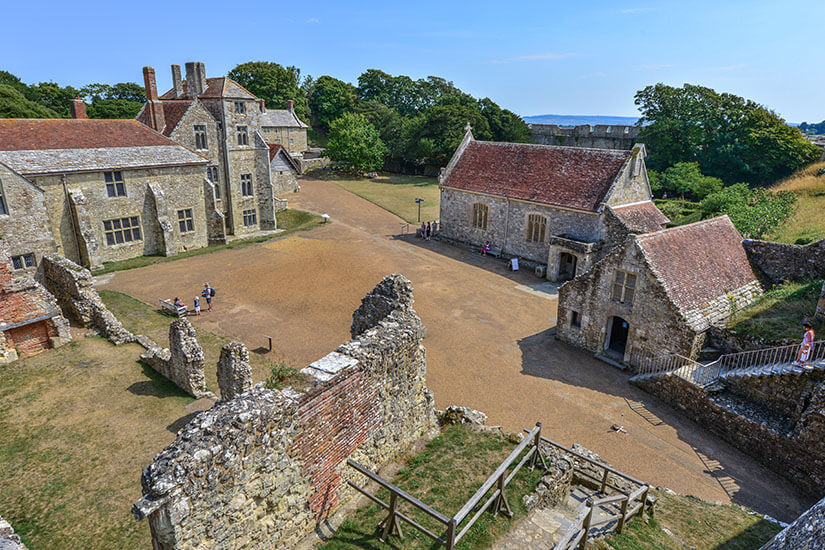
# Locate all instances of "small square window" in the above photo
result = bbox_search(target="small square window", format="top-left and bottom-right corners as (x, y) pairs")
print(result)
(242, 208), (257, 227)
(104, 216), (141, 246)
(571, 310), (581, 328)
(234, 101), (246, 114)
(177, 209), (194, 233)
(10, 254), (34, 270)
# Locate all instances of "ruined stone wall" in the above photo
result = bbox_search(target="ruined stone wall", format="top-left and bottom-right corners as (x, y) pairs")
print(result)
(530, 124), (640, 151)
(0, 515), (27, 550)
(140, 318), (209, 399)
(216, 341), (251, 401)
(556, 238), (699, 368)
(37, 255), (134, 345)
(633, 374), (825, 495)
(682, 280), (763, 333)
(133, 274), (437, 549)
(0, 164), (58, 273)
(724, 369), (825, 428)
(762, 495), (825, 549)
(743, 238), (825, 284)
(33, 164), (208, 269)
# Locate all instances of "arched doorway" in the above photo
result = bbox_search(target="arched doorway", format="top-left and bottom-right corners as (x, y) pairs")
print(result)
(559, 252), (577, 281)
(606, 316), (630, 357)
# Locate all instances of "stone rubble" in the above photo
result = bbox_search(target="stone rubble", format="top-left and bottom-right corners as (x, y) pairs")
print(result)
(761, 495), (825, 549)
(216, 341), (252, 401)
(0, 516), (27, 550)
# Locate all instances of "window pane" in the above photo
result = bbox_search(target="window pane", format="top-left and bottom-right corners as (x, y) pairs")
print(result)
(625, 274), (637, 288)
(179, 220), (186, 232)
(178, 210), (185, 220)
(0, 196), (6, 215)
(104, 172), (113, 182)
(117, 182), (125, 196)
(114, 171), (122, 181)
(131, 217), (139, 226)
(186, 220), (194, 231)
(103, 220), (112, 230)
(106, 233), (115, 246)
(12, 256), (22, 270)
(112, 219), (121, 229)
(115, 231), (124, 244)
(615, 271), (625, 286)
(612, 284), (623, 301)
(24, 254), (35, 267)
(107, 184), (115, 197)
(133, 228), (141, 241)
(624, 288), (635, 304)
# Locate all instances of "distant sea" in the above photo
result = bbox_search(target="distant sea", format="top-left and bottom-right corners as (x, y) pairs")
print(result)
(522, 114), (640, 127)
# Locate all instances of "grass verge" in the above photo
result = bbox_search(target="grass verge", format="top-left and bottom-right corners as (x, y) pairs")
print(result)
(96, 209), (323, 275)
(309, 170), (440, 224)
(321, 424), (542, 550)
(604, 491), (782, 549)
(768, 161), (825, 244)
(727, 279), (824, 340)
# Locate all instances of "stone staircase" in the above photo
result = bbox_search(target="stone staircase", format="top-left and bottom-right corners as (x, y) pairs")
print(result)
(718, 357), (825, 381)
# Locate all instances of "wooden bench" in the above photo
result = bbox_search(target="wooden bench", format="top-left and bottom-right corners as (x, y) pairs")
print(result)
(160, 299), (188, 317)
(488, 246), (503, 258)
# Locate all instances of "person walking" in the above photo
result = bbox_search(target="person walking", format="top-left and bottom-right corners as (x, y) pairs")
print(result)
(419, 222), (426, 238)
(202, 283), (214, 312)
(426, 221), (432, 240)
(796, 320), (815, 366)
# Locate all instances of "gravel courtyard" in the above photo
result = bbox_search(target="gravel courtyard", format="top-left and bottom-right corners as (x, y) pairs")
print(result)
(103, 176), (812, 522)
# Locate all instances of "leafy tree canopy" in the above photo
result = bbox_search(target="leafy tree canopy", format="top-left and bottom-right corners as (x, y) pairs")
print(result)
(799, 120), (825, 135)
(403, 102), (492, 167)
(326, 112), (387, 172)
(636, 83), (820, 185)
(651, 162), (724, 200)
(228, 61), (310, 121)
(25, 82), (79, 117)
(309, 75), (357, 131)
(0, 84), (58, 118)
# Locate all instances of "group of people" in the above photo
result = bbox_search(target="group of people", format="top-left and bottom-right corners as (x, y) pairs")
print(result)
(417, 221), (438, 240)
(173, 283), (215, 316)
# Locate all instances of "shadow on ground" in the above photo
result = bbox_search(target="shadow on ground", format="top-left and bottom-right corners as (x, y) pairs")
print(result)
(127, 362), (192, 399)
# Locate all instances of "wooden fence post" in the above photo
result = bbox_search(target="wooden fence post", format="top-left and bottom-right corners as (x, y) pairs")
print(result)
(599, 467), (609, 493)
(617, 496), (629, 533)
(641, 485), (650, 518)
(446, 518), (457, 550)
(530, 422), (547, 471)
(380, 492), (403, 541)
(578, 503), (593, 550)
(494, 471), (513, 518)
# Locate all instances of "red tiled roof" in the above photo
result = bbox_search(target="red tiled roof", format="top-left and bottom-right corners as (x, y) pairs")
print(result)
(637, 216), (757, 312)
(0, 119), (175, 150)
(199, 77), (257, 99)
(268, 143), (283, 161)
(443, 140), (631, 211)
(268, 143), (299, 172)
(611, 201), (670, 233)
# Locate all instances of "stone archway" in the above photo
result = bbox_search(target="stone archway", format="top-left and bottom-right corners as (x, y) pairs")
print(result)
(558, 252), (578, 281)
(606, 316), (630, 358)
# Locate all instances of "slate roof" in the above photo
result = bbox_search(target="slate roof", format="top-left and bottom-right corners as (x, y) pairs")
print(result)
(0, 146), (208, 175)
(260, 109), (308, 129)
(136, 100), (195, 137)
(636, 216), (757, 313)
(442, 140), (631, 211)
(268, 144), (299, 172)
(611, 201), (670, 233)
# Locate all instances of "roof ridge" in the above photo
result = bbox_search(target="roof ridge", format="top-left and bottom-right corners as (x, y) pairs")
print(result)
(636, 215), (731, 241)
(472, 140), (631, 155)
(611, 199), (657, 209)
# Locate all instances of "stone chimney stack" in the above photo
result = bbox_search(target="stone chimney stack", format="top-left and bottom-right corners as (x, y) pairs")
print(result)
(69, 98), (87, 119)
(143, 66), (159, 101)
(185, 61), (207, 98)
(171, 64), (183, 97)
(287, 99), (294, 112)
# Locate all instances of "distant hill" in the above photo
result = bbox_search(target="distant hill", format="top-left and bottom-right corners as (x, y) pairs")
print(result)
(522, 114), (640, 127)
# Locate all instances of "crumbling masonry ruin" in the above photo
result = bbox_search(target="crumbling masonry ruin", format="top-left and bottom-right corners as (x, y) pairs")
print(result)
(140, 318), (210, 399)
(132, 274), (437, 549)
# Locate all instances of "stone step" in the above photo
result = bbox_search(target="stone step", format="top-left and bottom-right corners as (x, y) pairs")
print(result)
(594, 353), (627, 371)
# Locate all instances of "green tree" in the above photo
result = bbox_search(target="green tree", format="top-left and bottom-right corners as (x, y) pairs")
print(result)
(228, 61), (310, 121)
(700, 183), (797, 238)
(0, 71), (27, 94)
(87, 98), (143, 119)
(309, 75), (358, 131)
(657, 162), (724, 200)
(479, 98), (531, 143)
(636, 83), (820, 185)
(25, 81), (79, 117)
(403, 102), (492, 167)
(80, 83), (143, 118)
(0, 84), (58, 118)
(326, 113), (387, 172)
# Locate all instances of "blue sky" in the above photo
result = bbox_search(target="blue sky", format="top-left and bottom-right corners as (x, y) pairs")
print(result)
(3, 0), (823, 122)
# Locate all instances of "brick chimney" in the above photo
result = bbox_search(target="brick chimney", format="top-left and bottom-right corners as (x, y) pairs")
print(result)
(287, 99), (294, 112)
(70, 98), (87, 119)
(185, 61), (207, 98)
(142, 66), (165, 132)
(171, 64), (183, 97)
(143, 66), (159, 101)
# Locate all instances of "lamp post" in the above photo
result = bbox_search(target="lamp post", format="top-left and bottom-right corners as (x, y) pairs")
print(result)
(415, 198), (424, 222)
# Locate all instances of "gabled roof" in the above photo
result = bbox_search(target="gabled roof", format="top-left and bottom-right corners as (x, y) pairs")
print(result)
(268, 144), (299, 173)
(442, 139), (631, 212)
(260, 109), (308, 129)
(160, 77), (258, 100)
(136, 100), (195, 137)
(636, 216), (757, 313)
(611, 201), (669, 233)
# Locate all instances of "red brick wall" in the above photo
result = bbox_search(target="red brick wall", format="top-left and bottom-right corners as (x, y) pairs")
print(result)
(290, 370), (382, 518)
(5, 321), (51, 357)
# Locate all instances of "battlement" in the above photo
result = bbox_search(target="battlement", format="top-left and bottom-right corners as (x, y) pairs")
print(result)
(530, 123), (641, 151)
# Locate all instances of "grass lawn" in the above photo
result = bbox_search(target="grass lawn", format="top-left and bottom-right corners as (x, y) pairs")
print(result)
(99, 290), (307, 391)
(310, 170), (440, 224)
(0, 337), (192, 550)
(605, 491), (782, 549)
(96, 209), (323, 275)
(321, 424), (542, 550)
(768, 161), (825, 244)
(727, 279), (824, 341)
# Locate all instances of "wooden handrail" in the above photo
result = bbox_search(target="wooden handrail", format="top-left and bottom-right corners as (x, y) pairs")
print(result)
(591, 493), (627, 506)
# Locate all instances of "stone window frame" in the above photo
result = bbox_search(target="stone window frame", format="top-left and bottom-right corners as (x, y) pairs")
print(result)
(289, 138), (294, 145)
(240, 174), (254, 197)
(471, 202), (488, 229)
(242, 208), (257, 227)
(526, 213), (547, 243)
(570, 310), (581, 328)
(0, 178), (7, 215)
(103, 216), (142, 246)
(177, 208), (195, 233)
(612, 270), (637, 304)
(194, 124), (208, 150)
(234, 101), (246, 114)
(11, 253), (35, 270)
(237, 126), (249, 146)
(207, 166), (220, 198)
(104, 171), (126, 198)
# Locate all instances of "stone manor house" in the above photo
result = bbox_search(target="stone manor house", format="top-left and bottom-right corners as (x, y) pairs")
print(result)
(439, 127), (669, 281)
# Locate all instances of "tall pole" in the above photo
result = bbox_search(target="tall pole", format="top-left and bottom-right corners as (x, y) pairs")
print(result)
(418, 201), (421, 222)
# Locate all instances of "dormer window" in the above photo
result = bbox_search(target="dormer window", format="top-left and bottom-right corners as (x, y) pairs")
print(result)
(234, 101), (246, 114)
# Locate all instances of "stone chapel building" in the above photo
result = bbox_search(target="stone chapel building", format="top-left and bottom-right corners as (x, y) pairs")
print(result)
(556, 216), (762, 368)
(438, 128), (668, 280)
(0, 104), (213, 272)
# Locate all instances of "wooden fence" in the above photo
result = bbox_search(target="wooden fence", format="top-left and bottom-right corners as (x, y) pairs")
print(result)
(346, 423), (547, 549)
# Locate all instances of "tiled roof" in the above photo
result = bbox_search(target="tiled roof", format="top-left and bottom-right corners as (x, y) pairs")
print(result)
(260, 109), (308, 129)
(136, 100), (195, 137)
(199, 77), (257, 99)
(442, 140), (630, 211)
(0, 146), (207, 175)
(0, 119), (174, 150)
(637, 216), (757, 313)
(611, 201), (670, 233)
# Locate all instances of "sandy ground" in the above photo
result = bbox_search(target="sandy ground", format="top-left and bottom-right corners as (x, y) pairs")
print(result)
(103, 177), (813, 522)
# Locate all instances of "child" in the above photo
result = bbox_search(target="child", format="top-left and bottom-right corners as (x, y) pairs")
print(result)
(194, 296), (201, 316)
(797, 320), (815, 366)
(481, 241), (491, 255)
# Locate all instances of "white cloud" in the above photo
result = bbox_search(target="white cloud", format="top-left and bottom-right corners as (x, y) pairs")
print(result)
(306, 17), (320, 24)
(488, 52), (575, 64)
(620, 7), (651, 14)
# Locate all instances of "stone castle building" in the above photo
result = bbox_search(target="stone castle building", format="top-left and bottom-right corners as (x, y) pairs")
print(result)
(268, 144), (300, 195)
(530, 123), (640, 151)
(0, 106), (216, 271)
(438, 128), (668, 281)
(556, 216), (762, 367)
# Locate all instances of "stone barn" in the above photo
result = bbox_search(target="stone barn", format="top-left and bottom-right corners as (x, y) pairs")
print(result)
(438, 127), (667, 279)
(268, 144), (300, 195)
(556, 216), (762, 368)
